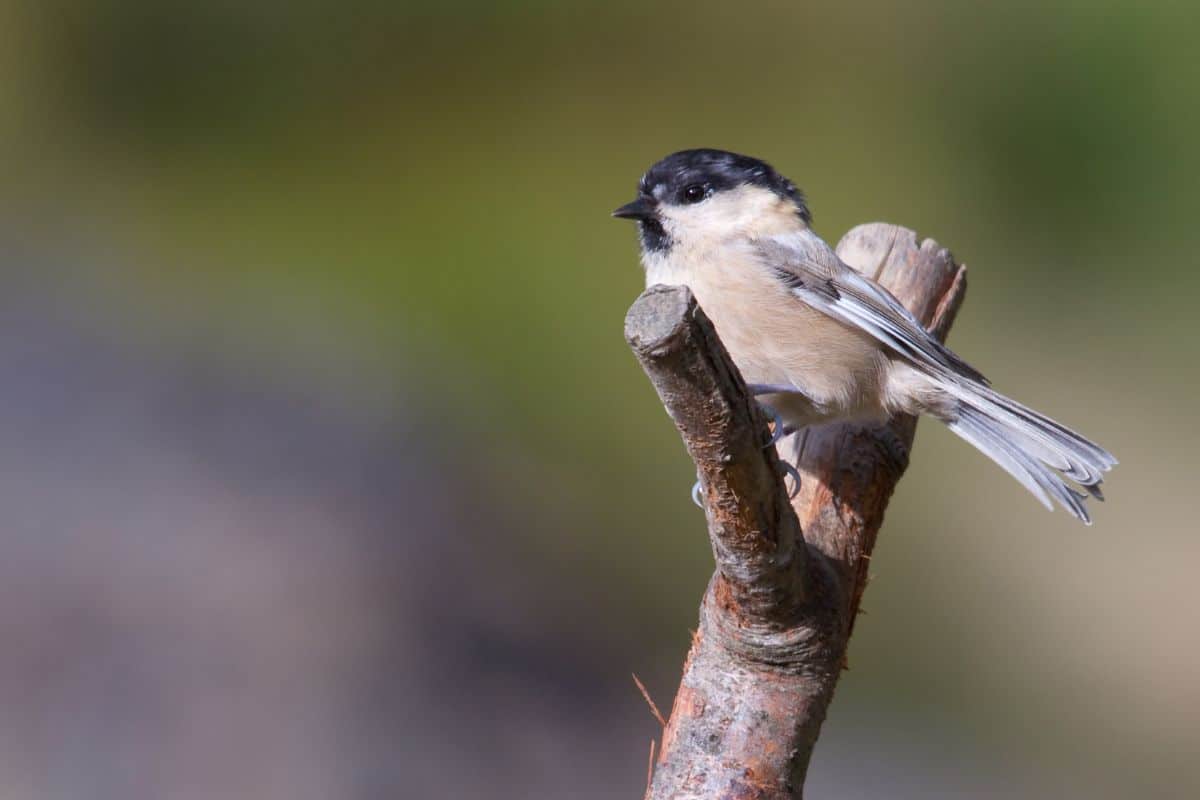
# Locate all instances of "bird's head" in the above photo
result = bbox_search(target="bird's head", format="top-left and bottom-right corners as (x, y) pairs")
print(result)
(612, 149), (811, 256)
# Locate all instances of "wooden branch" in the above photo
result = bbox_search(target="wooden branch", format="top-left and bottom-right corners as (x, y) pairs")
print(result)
(624, 224), (968, 799)
(625, 284), (807, 624)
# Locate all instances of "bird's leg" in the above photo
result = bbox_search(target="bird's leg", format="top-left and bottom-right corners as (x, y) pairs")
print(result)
(746, 383), (800, 396)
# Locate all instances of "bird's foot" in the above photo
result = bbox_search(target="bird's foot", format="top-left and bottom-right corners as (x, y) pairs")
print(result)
(746, 385), (803, 449)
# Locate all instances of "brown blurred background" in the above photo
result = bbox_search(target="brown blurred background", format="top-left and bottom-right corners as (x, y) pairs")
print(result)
(0, 1), (1196, 797)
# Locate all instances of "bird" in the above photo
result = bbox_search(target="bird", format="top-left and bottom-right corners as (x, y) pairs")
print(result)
(613, 148), (1115, 523)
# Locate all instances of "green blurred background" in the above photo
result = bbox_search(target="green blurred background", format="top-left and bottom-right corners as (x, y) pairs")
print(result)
(1, 1), (1196, 797)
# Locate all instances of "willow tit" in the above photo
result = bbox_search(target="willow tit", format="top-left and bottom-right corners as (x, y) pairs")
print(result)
(614, 149), (1115, 523)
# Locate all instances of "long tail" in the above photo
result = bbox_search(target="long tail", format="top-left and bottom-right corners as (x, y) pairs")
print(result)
(937, 380), (1117, 524)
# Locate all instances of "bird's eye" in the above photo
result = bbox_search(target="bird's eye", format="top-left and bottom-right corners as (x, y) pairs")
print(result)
(680, 184), (707, 204)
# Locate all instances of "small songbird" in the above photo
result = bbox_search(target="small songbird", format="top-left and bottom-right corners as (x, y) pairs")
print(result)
(613, 148), (1115, 523)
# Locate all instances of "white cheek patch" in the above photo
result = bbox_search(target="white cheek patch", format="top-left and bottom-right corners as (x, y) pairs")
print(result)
(660, 185), (786, 241)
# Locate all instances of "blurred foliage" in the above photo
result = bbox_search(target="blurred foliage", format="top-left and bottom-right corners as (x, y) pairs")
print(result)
(1, 1), (1196, 796)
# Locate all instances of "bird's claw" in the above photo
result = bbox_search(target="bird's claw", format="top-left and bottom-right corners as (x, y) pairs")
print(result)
(758, 402), (796, 448)
(780, 460), (802, 498)
(747, 385), (806, 449)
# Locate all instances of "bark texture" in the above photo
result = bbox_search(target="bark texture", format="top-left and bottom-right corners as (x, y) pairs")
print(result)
(624, 224), (968, 799)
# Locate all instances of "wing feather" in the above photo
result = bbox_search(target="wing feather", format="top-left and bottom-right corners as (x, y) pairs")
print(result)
(758, 236), (989, 385)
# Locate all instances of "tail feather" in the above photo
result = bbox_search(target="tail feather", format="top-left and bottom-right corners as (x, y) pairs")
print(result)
(938, 380), (1115, 525)
(947, 409), (1055, 512)
(967, 383), (1116, 466)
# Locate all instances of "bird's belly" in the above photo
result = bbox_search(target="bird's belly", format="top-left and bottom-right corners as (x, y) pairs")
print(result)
(647, 261), (888, 426)
(721, 314), (888, 425)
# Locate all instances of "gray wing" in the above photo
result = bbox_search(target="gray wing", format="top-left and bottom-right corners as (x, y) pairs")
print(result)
(757, 236), (989, 385)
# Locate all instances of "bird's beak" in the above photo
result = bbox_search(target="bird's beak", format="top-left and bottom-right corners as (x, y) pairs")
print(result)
(612, 196), (656, 221)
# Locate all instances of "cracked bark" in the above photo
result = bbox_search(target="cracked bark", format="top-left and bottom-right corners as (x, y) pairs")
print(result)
(624, 224), (968, 799)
